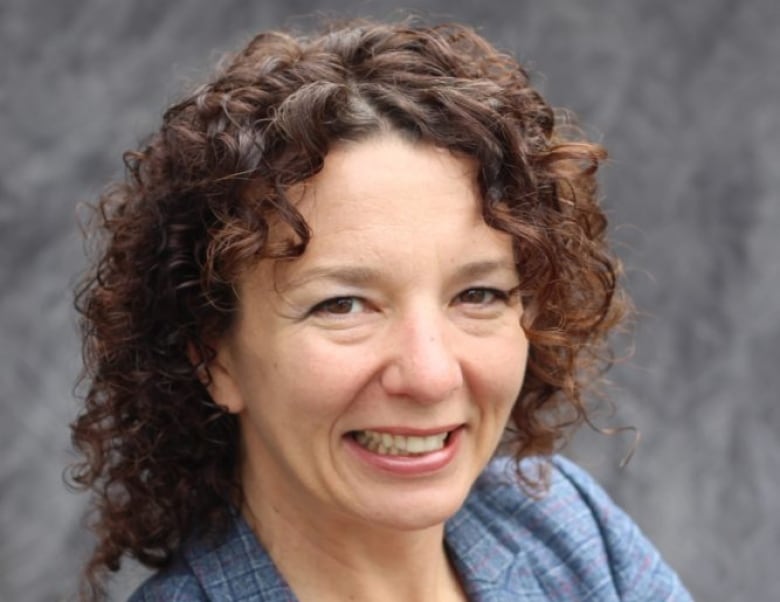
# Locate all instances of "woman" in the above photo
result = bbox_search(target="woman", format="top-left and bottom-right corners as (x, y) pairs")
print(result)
(70, 19), (692, 601)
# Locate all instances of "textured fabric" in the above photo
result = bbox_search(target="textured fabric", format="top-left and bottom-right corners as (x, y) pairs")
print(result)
(129, 456), (693, 601)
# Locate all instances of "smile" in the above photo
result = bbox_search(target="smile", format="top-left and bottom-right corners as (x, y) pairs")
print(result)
(351, 429), (450, 456)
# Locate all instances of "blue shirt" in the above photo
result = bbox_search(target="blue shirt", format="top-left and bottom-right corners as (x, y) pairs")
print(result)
(129, 456), (693, 601)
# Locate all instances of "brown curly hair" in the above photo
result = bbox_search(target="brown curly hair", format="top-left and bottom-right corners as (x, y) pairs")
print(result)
(69, 18), (627, 600)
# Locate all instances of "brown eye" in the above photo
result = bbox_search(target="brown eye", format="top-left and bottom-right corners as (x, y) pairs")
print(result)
(457, 288), (504, 305)
(311, 297), (364, 315)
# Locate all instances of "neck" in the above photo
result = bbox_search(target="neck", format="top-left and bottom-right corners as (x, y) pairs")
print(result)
(241, 478), (466, 602)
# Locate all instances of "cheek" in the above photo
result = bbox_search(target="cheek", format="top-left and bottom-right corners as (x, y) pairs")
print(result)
(267, 337), (378, 416)
(470, 333), (529, 410)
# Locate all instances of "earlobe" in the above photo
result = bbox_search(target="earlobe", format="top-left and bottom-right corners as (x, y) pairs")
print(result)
(208, 358), (246, 414)
(187, 341), (245, 414)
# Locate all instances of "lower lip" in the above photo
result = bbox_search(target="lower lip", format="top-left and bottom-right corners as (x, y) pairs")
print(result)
(344, 427), (463, 476)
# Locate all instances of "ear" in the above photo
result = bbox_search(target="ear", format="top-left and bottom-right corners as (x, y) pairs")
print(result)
(188, 340), (245, 414)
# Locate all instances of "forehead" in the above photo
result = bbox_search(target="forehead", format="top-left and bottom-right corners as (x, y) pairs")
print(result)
(239, 133), (517, 298)
(286, 134), (483, 237)
(276, 134), (506, 266)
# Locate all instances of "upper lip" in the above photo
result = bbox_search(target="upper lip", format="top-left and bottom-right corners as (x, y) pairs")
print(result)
(349, 424), (463, 436)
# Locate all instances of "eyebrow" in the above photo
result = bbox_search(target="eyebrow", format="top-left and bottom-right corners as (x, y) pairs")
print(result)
(279, 259), (518, 291)
(280, 265), (382, 290)
(453, 259), (518, 281)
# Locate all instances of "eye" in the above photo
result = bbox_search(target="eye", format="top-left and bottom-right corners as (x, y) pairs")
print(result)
(310, 296), (367, 316)
(455, 287), (508, 305)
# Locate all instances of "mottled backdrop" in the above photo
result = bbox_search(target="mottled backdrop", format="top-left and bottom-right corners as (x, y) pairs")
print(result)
(2, 0), (778, 600)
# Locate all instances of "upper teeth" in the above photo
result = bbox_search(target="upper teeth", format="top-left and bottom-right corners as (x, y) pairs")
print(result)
(353, 430), (448, 455)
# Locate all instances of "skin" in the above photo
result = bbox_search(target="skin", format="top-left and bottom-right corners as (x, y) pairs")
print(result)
(209, 133), (529, 602)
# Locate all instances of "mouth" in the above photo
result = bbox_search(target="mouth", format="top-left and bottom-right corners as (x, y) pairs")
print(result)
(349, 429), (455, 456)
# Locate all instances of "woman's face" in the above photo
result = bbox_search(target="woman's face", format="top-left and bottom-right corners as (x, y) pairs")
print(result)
(211, 134), (528, 533)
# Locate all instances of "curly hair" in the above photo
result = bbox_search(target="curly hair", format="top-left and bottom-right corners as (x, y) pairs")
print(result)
(69, 18), (627, 600)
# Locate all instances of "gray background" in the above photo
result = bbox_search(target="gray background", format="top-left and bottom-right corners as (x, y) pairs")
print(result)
(2, 0), (778, 600)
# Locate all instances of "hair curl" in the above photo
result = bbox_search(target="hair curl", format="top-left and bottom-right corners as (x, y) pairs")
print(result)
(69, 18), (628, 599)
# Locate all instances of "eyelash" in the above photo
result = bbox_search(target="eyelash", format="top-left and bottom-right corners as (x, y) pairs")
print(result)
(309, 296), (366, 316)
(309, 287), (517, 317)
(454, 287), (511, 305)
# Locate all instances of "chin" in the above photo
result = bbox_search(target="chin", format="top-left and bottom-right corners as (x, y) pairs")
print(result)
(348, 482), (472, 532)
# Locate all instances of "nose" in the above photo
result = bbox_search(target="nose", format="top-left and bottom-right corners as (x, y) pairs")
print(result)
(379, 310), (463, 404)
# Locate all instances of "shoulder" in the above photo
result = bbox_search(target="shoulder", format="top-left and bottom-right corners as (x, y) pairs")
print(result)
(127, 509), (295, 601)
(127, 554), (207, 601)
(448, 455), (692, 601)
(545, 456), (691, 600)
